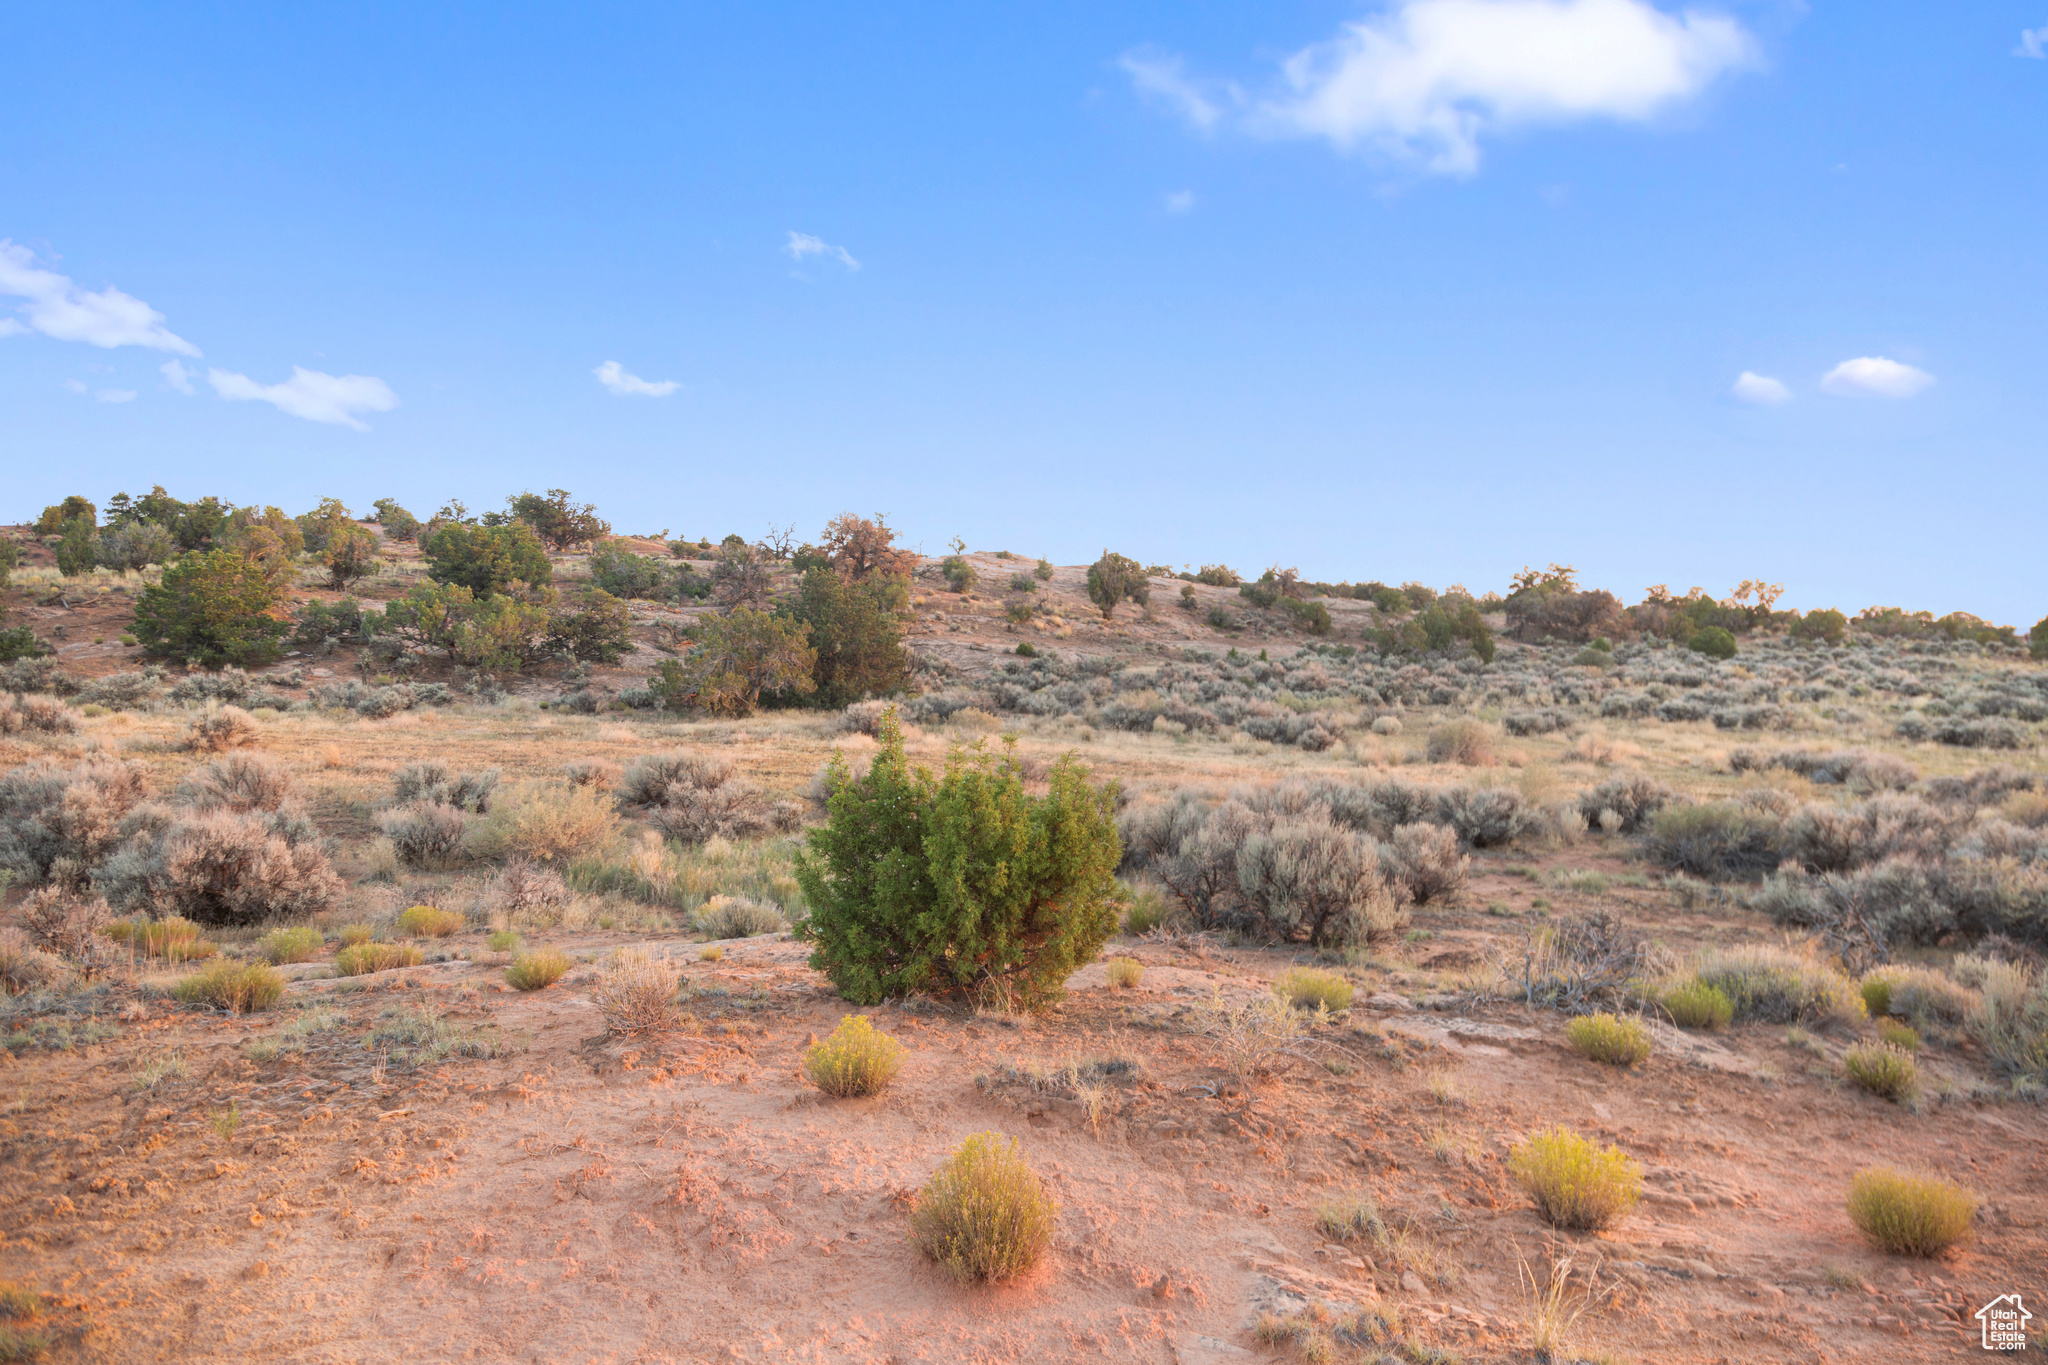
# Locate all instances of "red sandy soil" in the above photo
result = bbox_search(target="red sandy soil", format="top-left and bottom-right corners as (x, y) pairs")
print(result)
(3, 926), (2041, 1364)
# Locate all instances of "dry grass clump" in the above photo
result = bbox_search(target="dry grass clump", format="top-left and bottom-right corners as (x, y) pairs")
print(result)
(485, 930), (520, 953)
(473, 783), (621, 863)
(0, 693), (77, 735)
(108, 915), (218, 963)
(1662, 979), (1732, 1030)
(1967, 958), (2048, 1081)
(1426, 718), (1495, 767)
(184, 704), (258, 752)
(698, 945), (723, 961)
(563, 760), (621, 790)
(0, 931), (67, 997)
(379, 803), (471, 871)
(1275, 966), (1353, 1012)
(337, 922), (374, 947)
(171, 959), (284, 1013)
(691, 894), (784, 939)
(590, 947), (682, 1033)
(1509, 1126), (1643, 1230)
(1103, 956), (1143, 988)
(396, 904), (464, 938)
(263, 926), (322, 963)
(176, 751), (294, 812)
(1860, 964), (1978, 1030)
(909, 1132), (1057, 1283)
(1314, 1194), (1383, 1244)
(335, 942), (423, 975)
(804, 1014), (906, 1097)
(1691, 944), (1865, 1027)
(1564, 1012), (1652, 1066)
(1200, 990), (1322, 1079)
(1845, 1167), (1978, 1256)
(1877, 1018), (1922, 1050)
(505, 947), (572, 991)
(1381, 821), (1468, 904)
(620, 751), (802, 844)
(0, 1280), (51, 1362)
(1843, 1041), (1920, 1102)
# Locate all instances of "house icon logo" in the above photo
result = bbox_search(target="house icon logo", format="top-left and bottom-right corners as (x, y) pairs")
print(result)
(1978, 1294), (2032, 1352)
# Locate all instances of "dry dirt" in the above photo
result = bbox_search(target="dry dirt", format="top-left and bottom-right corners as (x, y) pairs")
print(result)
(4, 878), (2043, 1364)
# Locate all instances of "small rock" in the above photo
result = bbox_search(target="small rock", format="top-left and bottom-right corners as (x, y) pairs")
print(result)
(1401, 1270), (1427, 1294)
(310, 668), (334, 678)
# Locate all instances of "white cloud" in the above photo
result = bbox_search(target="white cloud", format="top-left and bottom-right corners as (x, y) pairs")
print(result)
(95, 388), (137, 404)
(1730, 370), (1790, 405)
(785, 231), (860, 271)
(1131, 0), (1758, 175)
(1120, 52), (1237, 131)
(62, 379), (87, 394)
(208, 365), (399, 429)
(2018, 27), (2047, 58)
(0, 240), (200, 354)
(593, 360), (680, 398)
(1165, 189), (1197, 213)
(160, 359), (196, 394)
(1820, 356), (1934, 399)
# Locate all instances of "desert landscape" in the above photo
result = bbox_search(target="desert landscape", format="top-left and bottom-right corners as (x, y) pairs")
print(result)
(1, 499), (2043, 1364)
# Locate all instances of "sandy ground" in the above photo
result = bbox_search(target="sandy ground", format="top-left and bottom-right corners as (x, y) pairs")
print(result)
(4, 913), (2042, 1365)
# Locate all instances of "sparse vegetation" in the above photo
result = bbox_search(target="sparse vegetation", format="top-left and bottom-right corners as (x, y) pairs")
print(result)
(589, 947), (682, 1033)
(1845, 1167), (1978, 1256)
(1662, 979), (1733, 1030)
(803, 1014), (906, 1097)
(1564, 1012), (1652, 1066)
(909, 1132), (1057, 1283)
(335, 942), (424, 975)
(1843, 1041), (1920, 1102)
(505, 947), (572, 990)
(1103, 956), (1142, 988)
(264, 926), (323, 963)
(1275, 966), (1352, 1012)
(1509, 1127), (1643, 1230)
(396, 905), (464, 937)
(171, 960), (285, 1013)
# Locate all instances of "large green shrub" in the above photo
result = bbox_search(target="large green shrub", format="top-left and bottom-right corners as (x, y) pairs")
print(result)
(1689, 626), (1738, 660)
(54, 518), (95, 576)
(651, 607), (816, 716)
(35, 496), (95, 536)
(774, 567), (910, 707)
(588, 545), (675, 600)
(370, 498), (420, 541)
(421, 521), (553, 596)
(2031, 615), (2048, 662)
(375, 582), (551, 668)
(1791, 608), (1848, 645)
(1085, 551), (1149, 620)
(546, 588), (634, 662)
(796, 709), (1122, 1006)
(508, 489), (610, 551)
(322, 523), (382, 590)
(130, 550), (291, 667)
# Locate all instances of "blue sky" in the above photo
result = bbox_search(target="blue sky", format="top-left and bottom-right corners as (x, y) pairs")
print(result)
(5, 2), (2045, 624)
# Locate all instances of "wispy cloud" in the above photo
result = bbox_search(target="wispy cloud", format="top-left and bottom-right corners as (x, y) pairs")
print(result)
(786, 231), (860, 271)
(1165, 189), (1197, 213)
(1820, 356), (1934, 399)
(160, 359), (196, 394)
(1120, 52), (1237, 131)
(0, 240), (200, 354)
(1731, 371), (1790, 405)
(2017, 26), (2047, 58)
(96, 388), (137, 404)
(593, 360), (680, 398)
(1126, 0), (1758, 176)
(208, 365), (399, 429)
